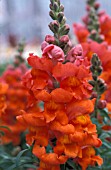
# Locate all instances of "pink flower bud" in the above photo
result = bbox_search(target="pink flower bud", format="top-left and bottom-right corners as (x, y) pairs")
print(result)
(45, 35), (55, 43)
(91, 30), (97, 35)
(86, 5), (90, 11)
(97, 100), (107, 109)
(42, 44), (65, 62)
(94, 2), (100, 10)
(82, 16), (89, 25)
(59, 35), (69, 43)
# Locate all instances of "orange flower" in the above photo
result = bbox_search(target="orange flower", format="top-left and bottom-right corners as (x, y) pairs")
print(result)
(73, 23), (89, 43)
(100, 14), (111, 45)
(17, 51), (102, 169)
(77, 147), (103, 170)
(0, 83), (8, 116)
(0, 66), (40, 145)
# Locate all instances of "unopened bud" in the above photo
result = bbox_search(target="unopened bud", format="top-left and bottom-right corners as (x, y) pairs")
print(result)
(50, 0), (54, 5)
(90, 91), (98, 99)
(49, 11), (56, 20)
(92, 75), (97, 81)
(60, 5), (64, 12)
(97, 66), (103, 75)
(61, 17), (66, 25)
(58, 12), (64, 23)
(54, 2), (58, 12)
(60, 24), (70, 35)
(56, 0), (60, 5)
(91, 29), (97, 35)
(97, 100), (107, 109)
(45, 35), (55, 43)
(50, 4), (53, 10)
(88, 80), (95, 87)
(59, 35), (69, 43)
(94, 2), (100, 10)
(86, 5), (90, 11)
(49, 21), (59, 33)
(97, 78), (105, 87)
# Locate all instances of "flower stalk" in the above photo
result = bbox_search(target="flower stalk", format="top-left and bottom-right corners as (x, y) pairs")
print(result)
(47, 0), (71, 55)
(89, 53), (107, 118)
(85, 0), (103, 42)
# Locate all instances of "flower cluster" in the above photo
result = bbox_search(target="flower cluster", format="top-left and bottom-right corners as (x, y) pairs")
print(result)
(17, 42), (103, 169)
(74, 0), (111, 169)
(0, 44), (40, 145)
(74, 0), (111, 45)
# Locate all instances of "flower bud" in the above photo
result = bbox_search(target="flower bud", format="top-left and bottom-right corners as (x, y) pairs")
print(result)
(88, 80), (95, 87)
(97, 78), (105, 87)
(97, 66), (103, 75)
(59, 35), (69, 43)
(58, 12), (64, 23)
(60, 24), (70, 35)
(91, 29), (97, 35)
(56, 0), (60, 5)
(94, 2), (100, 10)
(92, 75), (97, 81)
(49, 10), (56, 20)
(86, 5), (90, 11)
(97, 100), (107, 109)
(49, 21), (59, 33)
(53, 2), (58, 12)
(50, 4), (53, 10)
(90, 91), (98, 99)
(60, 5), (64, 12)
(45, 35), (55, 43)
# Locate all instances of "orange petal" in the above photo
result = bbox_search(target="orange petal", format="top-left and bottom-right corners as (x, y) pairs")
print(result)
(35, 90), (51, 101)
(44, 111), (56, 123)
(50, 121), (75, 134)
(53, 62), (78, 79)
(77, 65), (89, 79)
(28, 55), (53, 72)
(92, 155), (103, 166)
(67, 100), (94, 120)
(41, 153), (68, 165)
(17, 112), (46, 127)
(33, 145), (46, 158)
(51, 88), (73, 103)
(64, 144), (82, 158)
(56, 111), (68, 125)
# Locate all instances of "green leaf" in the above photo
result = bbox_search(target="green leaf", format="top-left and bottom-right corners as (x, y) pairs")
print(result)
(22, 164), (37, 168)
(100, 108), (111, 120)
(102, 140), (111, 149)
(6, 164), (17, 170)
(67, 159), (75, 168)
(15, 148), (29, 166)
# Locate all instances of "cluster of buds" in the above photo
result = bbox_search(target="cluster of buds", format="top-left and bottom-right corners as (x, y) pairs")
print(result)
(84, 0), (104, 43)
(45, 0), (71, 55)
(89, 53), (107, 112)
(14, 42), (25, 67)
